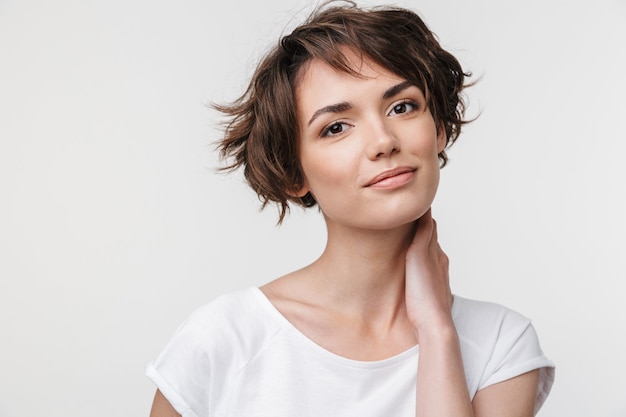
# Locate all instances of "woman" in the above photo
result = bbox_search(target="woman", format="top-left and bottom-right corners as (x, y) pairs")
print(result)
(147, 2), (555, 416)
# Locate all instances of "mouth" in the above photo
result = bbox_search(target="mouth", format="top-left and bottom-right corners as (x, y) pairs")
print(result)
(365, 167), (417, 188)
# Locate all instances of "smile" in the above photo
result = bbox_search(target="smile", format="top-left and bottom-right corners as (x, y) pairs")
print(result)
(365, 167), (417, 189)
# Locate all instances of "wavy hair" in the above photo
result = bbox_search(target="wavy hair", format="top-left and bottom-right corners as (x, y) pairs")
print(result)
(215, 1), (472, 223)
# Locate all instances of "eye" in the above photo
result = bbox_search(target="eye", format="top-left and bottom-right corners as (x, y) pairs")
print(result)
(388, 100), (418, 116)
(321, 121), (350, 137)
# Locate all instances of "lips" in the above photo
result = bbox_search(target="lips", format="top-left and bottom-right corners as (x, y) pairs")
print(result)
(365, 167), (417, 187)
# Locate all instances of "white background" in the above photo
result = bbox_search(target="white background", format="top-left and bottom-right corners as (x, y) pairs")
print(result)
(1, 0), (625, 416)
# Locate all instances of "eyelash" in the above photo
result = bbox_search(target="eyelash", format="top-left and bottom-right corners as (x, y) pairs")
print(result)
(321, 121), (351, 138)
(388, 100), (419, 116)
(319, 100), (420, 138)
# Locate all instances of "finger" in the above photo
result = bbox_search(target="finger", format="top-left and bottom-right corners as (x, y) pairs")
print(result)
(431, 218), (438, 245)
(430, 219), (448, 259)
(407, 217), (430, 260)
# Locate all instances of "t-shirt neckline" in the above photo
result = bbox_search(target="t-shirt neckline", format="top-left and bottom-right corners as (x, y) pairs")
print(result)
(250, 286), (421, 369)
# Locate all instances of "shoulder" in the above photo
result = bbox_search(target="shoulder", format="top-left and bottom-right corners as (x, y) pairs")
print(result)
(151, 287), (285, 381)
(182, 287), (262, 328)
(175, 287), (283, 356)
(452, 295), (528, 321)
(147, 287), (285, 416)
(451, 295), (545, 370)
(451, 295), (555, 408)
(452, 295), (533, 348)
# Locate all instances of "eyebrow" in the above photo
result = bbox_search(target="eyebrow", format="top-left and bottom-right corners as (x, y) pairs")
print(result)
(307, 102), (353, 127)
(382, 80), (414, 100)
(307, 80), (415, 126)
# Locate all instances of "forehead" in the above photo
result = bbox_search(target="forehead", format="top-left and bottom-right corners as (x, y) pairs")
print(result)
(294, 51), (406, 112)
(296, 48), (401, 91)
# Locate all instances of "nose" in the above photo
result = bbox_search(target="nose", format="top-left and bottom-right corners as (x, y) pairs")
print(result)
(365, 119), (400, 160)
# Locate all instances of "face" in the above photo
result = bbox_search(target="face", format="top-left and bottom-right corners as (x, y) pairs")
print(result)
(294, 51), (446, 231)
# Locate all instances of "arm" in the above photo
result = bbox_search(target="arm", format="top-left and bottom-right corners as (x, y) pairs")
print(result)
(473, 370), (540, 417)
(406, 210), (539, 417)
(149, 390), (182, 417)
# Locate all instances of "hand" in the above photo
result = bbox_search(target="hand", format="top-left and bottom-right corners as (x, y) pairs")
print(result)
(407, 211), (473, 417)
(405, 208), (454, 334)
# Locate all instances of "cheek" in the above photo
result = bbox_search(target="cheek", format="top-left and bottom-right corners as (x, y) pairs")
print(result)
(398, 130), (439, 161)
(302, 157), (349, 189)
(411, 123), (441, 157)
(299, 148), (357, 198)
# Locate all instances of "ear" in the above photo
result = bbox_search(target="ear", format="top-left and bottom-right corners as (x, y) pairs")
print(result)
(286, 181), (310, 199)
(436, 124), (447, 154)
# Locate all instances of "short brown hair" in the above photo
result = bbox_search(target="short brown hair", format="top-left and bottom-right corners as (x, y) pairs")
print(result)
(215, 1), (471, 223)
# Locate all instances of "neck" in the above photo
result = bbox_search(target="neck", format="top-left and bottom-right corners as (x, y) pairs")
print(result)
(305, 217), (417, 323)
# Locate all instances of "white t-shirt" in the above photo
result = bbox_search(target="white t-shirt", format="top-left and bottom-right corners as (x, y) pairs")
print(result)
(147, 288), (554, 417)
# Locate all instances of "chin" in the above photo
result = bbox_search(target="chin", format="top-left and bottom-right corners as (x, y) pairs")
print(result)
(319, 191), (436, 231)
(347, 205), (431, 231)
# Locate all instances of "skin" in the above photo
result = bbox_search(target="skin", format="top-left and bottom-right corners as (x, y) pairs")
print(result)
(150, 51), (540, 417)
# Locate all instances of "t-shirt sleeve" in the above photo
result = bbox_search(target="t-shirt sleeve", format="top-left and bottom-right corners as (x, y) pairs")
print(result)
(146, 305), (230, 417)
(479, 310), (555, 415)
